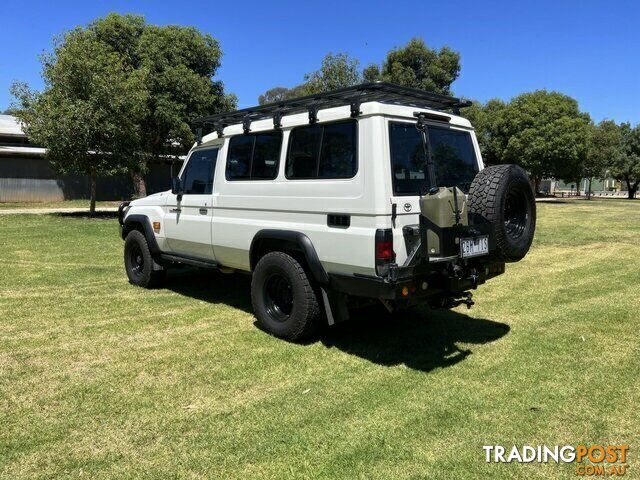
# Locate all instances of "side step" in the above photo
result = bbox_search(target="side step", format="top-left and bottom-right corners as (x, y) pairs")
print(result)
(159, 253), (219, 270)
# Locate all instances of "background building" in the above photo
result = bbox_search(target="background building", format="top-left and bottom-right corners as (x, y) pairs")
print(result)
(0, 115), (181, 203)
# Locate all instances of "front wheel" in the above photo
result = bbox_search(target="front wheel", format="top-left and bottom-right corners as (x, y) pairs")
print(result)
(124, 230), (166, 288)
(251, 252), (320, 341)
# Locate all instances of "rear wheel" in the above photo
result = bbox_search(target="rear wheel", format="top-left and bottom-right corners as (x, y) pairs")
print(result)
(251, 251), (320, 341)
(124, 230), (166, 288)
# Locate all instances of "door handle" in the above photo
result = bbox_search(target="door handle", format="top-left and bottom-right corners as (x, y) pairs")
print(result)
(170, 208), (181, 213)
(199, 208), (208, 215)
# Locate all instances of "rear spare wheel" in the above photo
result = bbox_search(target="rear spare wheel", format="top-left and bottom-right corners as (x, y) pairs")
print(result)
(467, 164), (536, 262)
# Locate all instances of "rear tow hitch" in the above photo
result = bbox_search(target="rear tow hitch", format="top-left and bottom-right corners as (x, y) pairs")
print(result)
(435, 291), (475, 310)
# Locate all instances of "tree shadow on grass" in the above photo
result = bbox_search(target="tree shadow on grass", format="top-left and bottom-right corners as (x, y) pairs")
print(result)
(322, 305), (510, 372)
(53, 211), (119, 219)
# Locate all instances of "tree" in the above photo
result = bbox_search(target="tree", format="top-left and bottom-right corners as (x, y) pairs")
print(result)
(258, 53), (361, 104)
(11, 29), (147, 215)
(584, 120), (622, 199)
(88, 14), (236, 196)
(460, 98), (507, 165)
(365, 38), (461, 95)
(303, 53), (361, 92)
(258, 87), (291, 105)
(466, 90), (591, 193)
(610, 123), (640, 199)
(12, 14), (235, 206)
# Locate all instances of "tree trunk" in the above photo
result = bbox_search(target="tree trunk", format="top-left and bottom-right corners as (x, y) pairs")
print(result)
(628, 179), (639, 199)
(587, 177), (592, 200)
(89, 167), (97, 217)
(534, 175), (541, 195)
(131, 171), (147, 198)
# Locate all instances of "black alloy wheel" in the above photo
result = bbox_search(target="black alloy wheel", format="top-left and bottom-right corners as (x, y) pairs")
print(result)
(264, 273), (294, 321)
(504, 185), (529, 240)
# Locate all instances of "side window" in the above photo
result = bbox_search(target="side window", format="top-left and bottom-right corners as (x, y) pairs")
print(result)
(226, 131), (282, 180)
(226, 135), (253, 180)
(181, 148), (218, 195)
(286, 120), (357, 179)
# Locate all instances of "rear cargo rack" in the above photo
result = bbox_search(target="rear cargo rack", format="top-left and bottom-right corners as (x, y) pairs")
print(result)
(193, 82), (471, 137)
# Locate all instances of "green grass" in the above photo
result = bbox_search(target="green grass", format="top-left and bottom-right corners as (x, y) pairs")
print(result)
(0, 200), (638, 479)
(0, 200), (120, 209)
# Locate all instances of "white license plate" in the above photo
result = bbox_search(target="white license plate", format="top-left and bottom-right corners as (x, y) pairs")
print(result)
(460, 236), (489, 258)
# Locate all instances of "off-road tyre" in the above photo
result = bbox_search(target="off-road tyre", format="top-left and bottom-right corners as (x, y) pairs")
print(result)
(251, 251), (320, 341)
(468, 164), (536, 262)
(124, 230), (166, 288)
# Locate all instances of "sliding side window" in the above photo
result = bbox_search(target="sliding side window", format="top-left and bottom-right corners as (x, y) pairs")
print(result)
(286, 120), (357, 179)
(226, 131), (282, 180)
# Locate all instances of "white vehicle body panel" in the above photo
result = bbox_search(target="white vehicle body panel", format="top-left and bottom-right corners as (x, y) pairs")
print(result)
(124, 101), (484, 277)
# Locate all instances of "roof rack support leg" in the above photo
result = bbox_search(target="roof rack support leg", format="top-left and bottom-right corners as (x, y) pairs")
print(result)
(242, 115), (252, 134)
(308, 105), (318, 124)
(273, 111), (282, 130)
(350, 101), (361, 118)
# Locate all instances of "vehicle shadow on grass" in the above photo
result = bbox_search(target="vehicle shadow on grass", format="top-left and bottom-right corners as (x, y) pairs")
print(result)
(163, 269), (254, 314)
(161, 269), (510, 372)
(322, 306), (510, 372)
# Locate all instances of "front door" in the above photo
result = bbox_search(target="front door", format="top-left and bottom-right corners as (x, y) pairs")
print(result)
(164, 147), (219, 260)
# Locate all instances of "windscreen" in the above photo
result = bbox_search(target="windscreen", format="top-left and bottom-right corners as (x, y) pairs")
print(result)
(389, 122), (478, 195)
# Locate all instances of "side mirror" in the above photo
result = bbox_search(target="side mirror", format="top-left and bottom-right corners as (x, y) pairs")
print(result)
(171, 176), (183, 196)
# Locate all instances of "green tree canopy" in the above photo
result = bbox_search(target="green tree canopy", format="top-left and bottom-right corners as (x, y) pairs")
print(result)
(610, 122), (640, 198)
(464, 90), (592, 191)
(364, 38), (461, 95)
(583, 120), (623, 198)
(12, 13), (235, 204)
(11, 28), (148, 213)
(258, 53), (361, 105)
(258, 38), (461, 104)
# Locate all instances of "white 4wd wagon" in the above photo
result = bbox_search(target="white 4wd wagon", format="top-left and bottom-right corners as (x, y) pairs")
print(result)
(119, 83), (536, 340)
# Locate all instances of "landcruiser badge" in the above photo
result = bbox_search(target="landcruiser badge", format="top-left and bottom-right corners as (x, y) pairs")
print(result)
(403, 203), (412, 212)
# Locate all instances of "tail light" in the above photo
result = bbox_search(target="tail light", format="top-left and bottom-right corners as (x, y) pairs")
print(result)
(375, 229), (395, 276)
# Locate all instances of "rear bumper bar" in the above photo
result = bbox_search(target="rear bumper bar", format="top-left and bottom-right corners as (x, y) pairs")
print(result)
(328, 261), (504, 301)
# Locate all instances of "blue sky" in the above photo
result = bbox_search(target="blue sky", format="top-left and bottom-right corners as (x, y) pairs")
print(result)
(1, 0), (638, 123)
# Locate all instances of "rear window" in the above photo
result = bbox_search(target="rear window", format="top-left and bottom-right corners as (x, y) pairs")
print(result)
(226, 131), (282, 180)
(389, 122), (477, 195)
(286, 120), (357, 179)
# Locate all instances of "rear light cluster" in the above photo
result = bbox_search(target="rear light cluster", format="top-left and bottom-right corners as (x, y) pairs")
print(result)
(375, 229), (395, 277)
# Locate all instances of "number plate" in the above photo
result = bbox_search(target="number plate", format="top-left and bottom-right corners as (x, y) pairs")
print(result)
(460, 236), (489, 258)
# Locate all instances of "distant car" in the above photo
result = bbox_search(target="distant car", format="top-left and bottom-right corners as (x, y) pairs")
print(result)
(118, 82), (536, 340)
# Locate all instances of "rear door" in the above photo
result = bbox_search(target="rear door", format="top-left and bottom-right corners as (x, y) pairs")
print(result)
(164, 147), (219, 260)
(387, 120), (479, 263)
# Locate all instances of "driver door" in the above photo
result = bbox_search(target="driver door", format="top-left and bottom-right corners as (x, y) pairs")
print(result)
(164, 147), (219, 260)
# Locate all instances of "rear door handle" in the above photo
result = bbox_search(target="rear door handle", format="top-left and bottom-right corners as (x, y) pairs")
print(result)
(170, 208), (181, 213)
(199, 208), (208, 215)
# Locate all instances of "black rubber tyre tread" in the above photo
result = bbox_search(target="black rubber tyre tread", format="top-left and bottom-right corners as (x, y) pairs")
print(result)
(251, 251), (320, 341)
(124, 230), (166, 288)
(468, 164), (536, 262)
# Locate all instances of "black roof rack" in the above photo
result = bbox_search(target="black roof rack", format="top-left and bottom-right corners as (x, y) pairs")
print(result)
(193, 82), (471, 136)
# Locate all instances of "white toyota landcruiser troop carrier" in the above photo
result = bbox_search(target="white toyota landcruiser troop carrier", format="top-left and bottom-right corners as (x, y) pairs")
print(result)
(119, 82), (536, 340)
